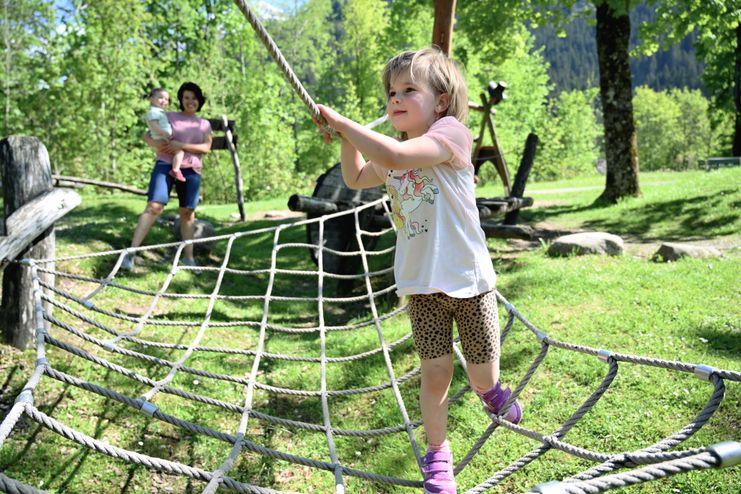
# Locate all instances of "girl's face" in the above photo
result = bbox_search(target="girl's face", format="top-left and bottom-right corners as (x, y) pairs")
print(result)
(150, 91), (169, 110)
(180, 90), (200, 115)
(386, 68), (442, 138)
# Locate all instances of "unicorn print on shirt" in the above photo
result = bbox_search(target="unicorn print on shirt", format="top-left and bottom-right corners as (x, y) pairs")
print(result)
(387, 168), (439, 239)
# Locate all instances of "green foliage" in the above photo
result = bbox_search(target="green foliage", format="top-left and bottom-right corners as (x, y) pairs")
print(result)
(633, 86), (684, 170)
(2, 0), (734, 200)
(633, 86), (722, 171)
(537, 89), (601, 180)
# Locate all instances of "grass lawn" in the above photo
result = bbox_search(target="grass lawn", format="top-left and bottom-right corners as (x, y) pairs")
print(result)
(0, 168), (739, 494)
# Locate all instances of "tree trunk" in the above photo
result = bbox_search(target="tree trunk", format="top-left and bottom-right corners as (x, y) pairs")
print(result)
(734, 22), (741, 156)
(595, 1), (640, 203)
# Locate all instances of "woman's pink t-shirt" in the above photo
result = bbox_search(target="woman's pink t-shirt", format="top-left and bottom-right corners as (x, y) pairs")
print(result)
(156, 112), (212, 173)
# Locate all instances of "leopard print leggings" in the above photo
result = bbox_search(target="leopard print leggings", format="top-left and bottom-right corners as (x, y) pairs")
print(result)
(407, 290), (500, 364)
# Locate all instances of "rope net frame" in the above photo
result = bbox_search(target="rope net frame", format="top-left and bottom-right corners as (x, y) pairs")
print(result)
(0, 198), (739, 494)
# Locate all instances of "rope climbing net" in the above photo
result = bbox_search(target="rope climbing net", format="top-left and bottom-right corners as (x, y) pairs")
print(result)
(0, 198), (739, 494)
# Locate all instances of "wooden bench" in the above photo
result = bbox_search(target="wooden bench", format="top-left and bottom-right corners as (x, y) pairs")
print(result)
(705, 157), (741, 171)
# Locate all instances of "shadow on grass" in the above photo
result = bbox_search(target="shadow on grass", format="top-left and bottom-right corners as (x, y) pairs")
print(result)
(695, 323), (741, 361)
(521, 189), (739, 241)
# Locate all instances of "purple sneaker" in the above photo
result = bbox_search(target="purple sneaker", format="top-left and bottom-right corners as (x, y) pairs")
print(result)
(421, 450), (456, 494)
(481, 381), (523, 424)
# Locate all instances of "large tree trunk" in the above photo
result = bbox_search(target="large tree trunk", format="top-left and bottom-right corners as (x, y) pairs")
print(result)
(595, 1), (640, 203)
(734, 23), (741, 156)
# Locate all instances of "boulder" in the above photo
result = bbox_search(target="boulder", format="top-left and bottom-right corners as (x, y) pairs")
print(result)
(652, 242), (721, 262)
(172, 218), (216, 255)
(547, 232), (624, 257)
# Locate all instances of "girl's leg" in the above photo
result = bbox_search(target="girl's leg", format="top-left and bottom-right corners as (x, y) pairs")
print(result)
(420, 353), (454, 447)
(169, 150), (186, 181)
(420, 353), (457, 494)
(467, 360), (499, 396)
(456, 291), (522, 423)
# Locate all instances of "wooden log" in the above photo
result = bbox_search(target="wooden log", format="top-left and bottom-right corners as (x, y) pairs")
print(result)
(477, 196), (534, 215)
(482, 93), (511, 195)
(481, 222), (534, 240)
(0, 188), (80, 262)
(221, 115), (246, 222)
(504, 133), (538, 225)
(288, 194), (339, 215)
(1, 137), (74, 349)
(53, 175), (147, 195)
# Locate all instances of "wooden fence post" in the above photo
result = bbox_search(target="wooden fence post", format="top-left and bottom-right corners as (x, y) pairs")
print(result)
(1, 136), (56, 349)
(432, 0), (456, 56)
(503, 133), (538, 226)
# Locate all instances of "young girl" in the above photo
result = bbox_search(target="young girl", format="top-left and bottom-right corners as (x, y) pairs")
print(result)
(317, 47), (522, 494)
(146, 88), (186, 182)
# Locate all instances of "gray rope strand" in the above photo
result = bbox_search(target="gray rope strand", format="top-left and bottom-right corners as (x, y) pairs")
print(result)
(22, 406), (291, 494)
(43, 287), (407, 334)
(143, 236), (237, 402)
(566, 373), (727, 482)
(46, 304), (412, 363)
(527, 451), (721, 494)
(464, 359), (620, 493)
(209, 225), (285, 491)
(0, 472), (48, 494)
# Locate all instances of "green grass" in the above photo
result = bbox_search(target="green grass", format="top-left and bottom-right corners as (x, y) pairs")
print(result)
(0, 168), (739, 493)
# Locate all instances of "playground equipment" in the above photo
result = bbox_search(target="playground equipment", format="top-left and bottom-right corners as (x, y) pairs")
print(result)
(0, 138), (739, 491)
(1, 2), (738, 493)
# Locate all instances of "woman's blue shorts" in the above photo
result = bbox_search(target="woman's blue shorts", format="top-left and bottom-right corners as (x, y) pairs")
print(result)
(147, 160), (201, 209)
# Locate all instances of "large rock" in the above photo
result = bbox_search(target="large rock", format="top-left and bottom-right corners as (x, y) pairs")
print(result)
(652, 242), (722, 262)
(547, 232), (624, 257)
(172, 218), (216, 255)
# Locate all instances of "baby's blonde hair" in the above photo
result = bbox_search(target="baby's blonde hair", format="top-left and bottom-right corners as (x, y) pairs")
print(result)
(382, 46), (469, 124)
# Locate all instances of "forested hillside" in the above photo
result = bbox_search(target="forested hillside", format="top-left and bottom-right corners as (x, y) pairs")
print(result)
(533, 3), (703, 92)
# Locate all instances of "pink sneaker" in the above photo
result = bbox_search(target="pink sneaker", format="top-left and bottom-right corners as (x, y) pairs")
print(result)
(169, 169), (186, 182)
(421, 450), (456, 494)
(481, 381), (523, 424)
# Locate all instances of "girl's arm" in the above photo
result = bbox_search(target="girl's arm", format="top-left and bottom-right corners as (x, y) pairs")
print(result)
(147, 120), (170, 140)
(143, 133), (167, 151)
(340, 138), (383, 189)
(318, 104), (451, 170)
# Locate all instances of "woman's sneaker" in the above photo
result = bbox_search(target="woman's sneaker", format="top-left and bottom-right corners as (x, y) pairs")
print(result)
(181, 257), (201, 276)
(421, 450), (456, 494)
(121, 253), (135, 271)
(481, 381), (523, 424)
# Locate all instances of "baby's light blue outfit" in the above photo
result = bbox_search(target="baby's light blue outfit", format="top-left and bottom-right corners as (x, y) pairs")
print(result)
(147, 106), (172, 139)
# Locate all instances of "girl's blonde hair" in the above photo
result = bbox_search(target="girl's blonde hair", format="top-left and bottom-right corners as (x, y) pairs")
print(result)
(382, 46), (469, 124)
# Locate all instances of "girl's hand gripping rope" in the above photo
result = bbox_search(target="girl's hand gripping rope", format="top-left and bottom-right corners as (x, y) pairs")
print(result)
(314, 104), (347, 143)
